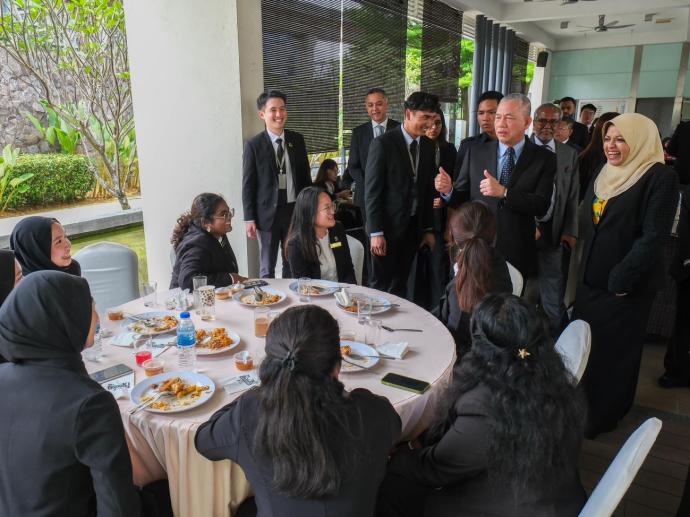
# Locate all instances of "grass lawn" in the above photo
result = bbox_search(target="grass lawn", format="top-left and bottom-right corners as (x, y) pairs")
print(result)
(70, 224), (148, 283)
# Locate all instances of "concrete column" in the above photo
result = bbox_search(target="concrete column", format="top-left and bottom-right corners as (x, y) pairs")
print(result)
(123, 0), (263, 286)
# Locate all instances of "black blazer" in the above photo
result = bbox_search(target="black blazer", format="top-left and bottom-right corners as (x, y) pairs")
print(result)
(195, 388), (401, 517)
(385, 384), (586, 517)
(569, 120), (589, 150)
(242, 129), (312, 231)
(438, 249), (512, 355)
(365, 126), (435, 240)
(578, 162), (679, 294)
(453, 132), (492, 181)
(287, 222), (357, 284)
(170, 223), (239, 291)
(447, 137), (556, 276)
(0, 363), (141, 517)
(347, 119), (400, 209)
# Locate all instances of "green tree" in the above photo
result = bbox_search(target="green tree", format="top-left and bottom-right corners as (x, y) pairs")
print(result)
(0, 0), (136, 209)
(405, 20), (422, 94)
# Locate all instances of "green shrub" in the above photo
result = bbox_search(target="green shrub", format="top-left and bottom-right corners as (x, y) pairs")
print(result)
(7, 154), (95, 209)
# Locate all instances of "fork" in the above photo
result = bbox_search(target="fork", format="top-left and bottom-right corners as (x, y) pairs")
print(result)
(252, 287), (264, 303)
(349, 352), (398, 360)
(341, 357), (371, 369)
(129, 391), (173, 415)
(381, 325), (423, 333)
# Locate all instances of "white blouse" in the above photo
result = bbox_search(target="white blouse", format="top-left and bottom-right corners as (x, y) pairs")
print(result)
(318, 233), (338, 281)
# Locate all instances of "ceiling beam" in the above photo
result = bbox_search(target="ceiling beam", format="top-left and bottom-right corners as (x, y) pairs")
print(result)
(502, 0), (690, 23)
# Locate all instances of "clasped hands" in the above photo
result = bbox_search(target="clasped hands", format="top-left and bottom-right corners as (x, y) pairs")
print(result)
(434, 168), (506, 199)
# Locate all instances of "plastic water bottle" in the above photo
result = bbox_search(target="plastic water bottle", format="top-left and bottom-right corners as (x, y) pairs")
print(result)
(85, 323), (103, 362)
(177, 312), (196, 371)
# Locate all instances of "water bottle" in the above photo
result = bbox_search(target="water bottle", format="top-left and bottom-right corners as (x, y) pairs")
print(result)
(85, 323), (103, 362)
(177, 312), (196, 371)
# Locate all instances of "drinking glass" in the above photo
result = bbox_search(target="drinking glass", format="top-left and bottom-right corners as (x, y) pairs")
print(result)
(339, 329), (356, 342)
(192, 275), (207, 312)
(198, 285), (216, 321)
(254, 307), (270, 338)
(365, 318), (382, 345)
(141, 281), (157, 307)
(357, 296), (372, 325)
(298, 277), (312, 302)
(133, 335), (153, 366)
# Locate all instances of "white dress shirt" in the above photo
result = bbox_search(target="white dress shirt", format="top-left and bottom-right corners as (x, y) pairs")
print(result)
(318, 233), (338, 281)
(267, 129), (296, 202)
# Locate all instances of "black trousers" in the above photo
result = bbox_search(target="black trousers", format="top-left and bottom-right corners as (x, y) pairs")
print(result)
(664, 275), (690, 380)
(257, 198), (294, 279)
(370, 216), (419, 300)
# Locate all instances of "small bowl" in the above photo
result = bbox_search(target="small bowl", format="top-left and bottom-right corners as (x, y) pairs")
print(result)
(234, 351), (254, 371)
(229, 283), (244, 295)
(142, 358), (165, 377)
(216, 287), (231, 300)
(106, 308), (124, 321)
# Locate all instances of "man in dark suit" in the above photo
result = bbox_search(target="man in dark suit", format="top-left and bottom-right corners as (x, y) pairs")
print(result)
(242, 90), (312, 278)
(559, 97), (589, 149)
(526, 103), (579, 334)
(579, 103), (597, 131)
(365, 91), (438, 298)
(435, 93), (555, 278)
(454, 90), (503, 179)
(555, 119), (582, 154)
(668, 120), (690, 183)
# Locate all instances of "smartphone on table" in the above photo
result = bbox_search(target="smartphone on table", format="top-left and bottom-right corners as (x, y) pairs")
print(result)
(381, 372), (430, 394)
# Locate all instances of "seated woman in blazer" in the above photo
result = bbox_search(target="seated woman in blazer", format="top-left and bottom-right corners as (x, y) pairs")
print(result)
(170, 193), (247, 291)
(195, 305), (401, 517)
(378, 293), (587, 517)
(313, 159), (350, 200)
(438, 201), (512, 356)
(287, 186), (356, 284)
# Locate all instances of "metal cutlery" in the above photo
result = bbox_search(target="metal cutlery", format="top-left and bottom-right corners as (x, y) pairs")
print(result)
(381, 325), (423, 333)
(341, 357), (372, 369)
(129, 391), (173, 415)
(349, 352), (398, 361)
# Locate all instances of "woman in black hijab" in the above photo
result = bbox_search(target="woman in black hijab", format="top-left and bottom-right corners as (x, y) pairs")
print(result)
(0, 271), (142, 516)
(10, 215), (81, 276)
(0, 249), (21, 307)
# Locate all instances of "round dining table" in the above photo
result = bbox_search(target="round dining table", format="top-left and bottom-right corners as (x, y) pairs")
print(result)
(85, 279), (456, 517)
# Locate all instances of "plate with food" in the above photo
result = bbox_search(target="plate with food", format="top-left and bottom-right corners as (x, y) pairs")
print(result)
(233, 287), (286, 307)
(126, 312), (179, 335)
(130, 372), (215, 414)
(195, 327), (241, 355)
(288, 279), (340, 296)
(339, 341), (380, 372)
(336, 294), (393, 316)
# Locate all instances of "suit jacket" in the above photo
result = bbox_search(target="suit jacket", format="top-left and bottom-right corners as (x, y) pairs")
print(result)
(365, 126), (435, 241)
(195, 388), (401, 517)
(170, 223), (239, 291)
(454, 132), (492, 181)
(569, 120), (589, 150)
(286, 222), (356, 284)
(668, 121), (690, 183)
(386, 384), (586, 517)
(447, 137), (556, 276)
(565, 140), (582, 155)
(347, 119), (400, 209)
(534, 140), (579, 246)
(578, 162), (679, 294)
(242, 129), (312, 231)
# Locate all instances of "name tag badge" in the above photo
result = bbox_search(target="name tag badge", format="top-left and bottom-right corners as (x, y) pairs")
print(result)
(330, 241), (342, 249)
(278, 174), (287, 189)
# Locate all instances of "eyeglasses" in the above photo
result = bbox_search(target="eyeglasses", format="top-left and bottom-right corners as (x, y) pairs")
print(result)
(319, 203), (336, 214)
(535, 118), (560, 127)
(213, 208), (235, 220)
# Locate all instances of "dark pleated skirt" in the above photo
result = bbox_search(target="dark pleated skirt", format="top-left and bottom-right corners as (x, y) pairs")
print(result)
(573, 283), (655, 437)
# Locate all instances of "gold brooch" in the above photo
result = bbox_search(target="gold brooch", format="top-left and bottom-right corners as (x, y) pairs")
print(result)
(517, 348), (531, 360)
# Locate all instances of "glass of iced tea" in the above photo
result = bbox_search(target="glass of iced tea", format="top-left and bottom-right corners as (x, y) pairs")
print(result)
(234, 351), (254, 371)
(254, 306), (270, 338)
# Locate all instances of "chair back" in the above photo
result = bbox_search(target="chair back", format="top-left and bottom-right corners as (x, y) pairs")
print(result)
(346, 235), (364, 285)
(555, 319), (591, 383)
(170, 247), (177, 268)
(73, 242), (140, 312)
(579, 417), (662, 517)
(506, 261), (523, 296)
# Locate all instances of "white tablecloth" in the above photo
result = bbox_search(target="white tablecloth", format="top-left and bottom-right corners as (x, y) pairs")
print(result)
(86, 279), (456, 517)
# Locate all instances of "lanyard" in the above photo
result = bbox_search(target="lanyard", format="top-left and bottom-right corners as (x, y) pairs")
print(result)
(407, 141), (420, 177)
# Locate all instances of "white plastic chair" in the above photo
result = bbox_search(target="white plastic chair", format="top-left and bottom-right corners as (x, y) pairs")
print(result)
(170, 247), (177, 268)
(506, 261), (523, 296)
(579, 417), (662, 517)
(346, 234), (364, 285)
(555, 319), (591, 383)
(74, 242), (140, 313)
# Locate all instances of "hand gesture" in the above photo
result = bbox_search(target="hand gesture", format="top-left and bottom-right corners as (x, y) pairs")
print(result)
(479, 170), (506, 198)
(435, 167), (453, 195)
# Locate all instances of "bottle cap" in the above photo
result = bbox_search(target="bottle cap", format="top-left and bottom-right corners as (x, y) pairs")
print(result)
(180, 311), (190, 318)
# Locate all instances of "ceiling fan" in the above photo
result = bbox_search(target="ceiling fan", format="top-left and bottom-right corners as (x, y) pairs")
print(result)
(577, 14), (635, 32)
(523, 0), (598, 4)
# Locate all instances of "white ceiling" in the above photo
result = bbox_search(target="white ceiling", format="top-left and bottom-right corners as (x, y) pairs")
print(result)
(446, 0), (690, 51)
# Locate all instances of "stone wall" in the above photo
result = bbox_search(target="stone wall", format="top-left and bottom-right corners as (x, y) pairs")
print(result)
(0, 49), (51, 153)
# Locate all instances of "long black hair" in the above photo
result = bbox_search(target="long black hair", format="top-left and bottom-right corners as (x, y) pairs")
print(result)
(314, 159), (338, 187)
(171, 193), (225, 249)
(254, 305), (357, 498)
(287, 186), (327, 268)
(428, 293), (585, 494)
(432, 107), (449, 147)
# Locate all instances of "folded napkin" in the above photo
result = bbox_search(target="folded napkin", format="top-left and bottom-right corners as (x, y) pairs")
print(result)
(222, 372), (260, 395)
(378, 342), (409, 359)
(109, 332), (170, 358)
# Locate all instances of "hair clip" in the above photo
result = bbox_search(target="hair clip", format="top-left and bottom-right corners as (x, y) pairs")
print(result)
(281, 350), (296, 371)
(517, 348), (531, 360)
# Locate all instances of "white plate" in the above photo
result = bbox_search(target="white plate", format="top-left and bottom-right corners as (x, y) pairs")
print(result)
(288, 279), (340, 296)
(340, 341), (379, 372)
(232, 287), (287, 307)
(195, 327), (241, 356)
(336, 294), (392, 316)
(130, 371), (215, 414)
(126, 311), (179, 335)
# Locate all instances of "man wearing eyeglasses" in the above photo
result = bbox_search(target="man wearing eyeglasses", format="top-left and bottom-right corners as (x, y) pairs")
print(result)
(526, 103), (579, 335)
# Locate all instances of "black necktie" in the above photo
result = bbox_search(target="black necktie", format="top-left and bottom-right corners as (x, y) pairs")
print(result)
(276, 138), (285, 173)
(499, 147), (515, 187)
(409, 140), (418, 175)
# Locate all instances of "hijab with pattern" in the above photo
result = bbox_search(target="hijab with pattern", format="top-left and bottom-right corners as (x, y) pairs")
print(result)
(0, 250), (15, 307)
(10, 216), (81, 276)
(0, 270), (92, 373)
(594, 113), (665, 199)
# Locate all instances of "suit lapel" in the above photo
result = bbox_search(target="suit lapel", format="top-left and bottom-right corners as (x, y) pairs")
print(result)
(284, 130), (297, 178)
(509, 137), (533, 188)
(484, 140), (499, 179)
(262, 131), (280, 177)
(392, 127), (414, 177)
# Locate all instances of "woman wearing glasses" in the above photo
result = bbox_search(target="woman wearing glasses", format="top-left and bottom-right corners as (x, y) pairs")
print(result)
(170, 193), (247, 291)
(287, 187), (356, 283)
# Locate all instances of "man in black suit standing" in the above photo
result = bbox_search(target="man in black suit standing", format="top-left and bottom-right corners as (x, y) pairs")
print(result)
(242, 90), (312, 278)
(559, 96), (589, 149)
(668, 119), (690, 183)
(554, 119), (582, 154)
(365, 91), (438, 298)
(454, 90), (503, 178)
(435, 93), (555, 279)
